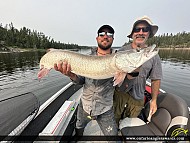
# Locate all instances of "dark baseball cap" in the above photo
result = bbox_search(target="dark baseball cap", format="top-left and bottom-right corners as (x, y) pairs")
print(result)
(97, 25), (115, 34)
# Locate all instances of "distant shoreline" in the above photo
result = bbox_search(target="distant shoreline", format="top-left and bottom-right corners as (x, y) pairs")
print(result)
(0, 48), (45, 53)
(159, 47), (190, 50)
(0, 47), (190, 54)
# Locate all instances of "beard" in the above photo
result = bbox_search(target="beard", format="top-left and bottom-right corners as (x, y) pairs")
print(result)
(134, 34), (149, 47)
(98, 43), (112, 50)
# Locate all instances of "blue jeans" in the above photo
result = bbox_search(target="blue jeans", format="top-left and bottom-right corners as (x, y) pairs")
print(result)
(76, 102), (121, 142)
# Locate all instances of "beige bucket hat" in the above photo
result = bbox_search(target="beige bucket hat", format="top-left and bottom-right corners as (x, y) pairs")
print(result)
(127, 16), (158, 38)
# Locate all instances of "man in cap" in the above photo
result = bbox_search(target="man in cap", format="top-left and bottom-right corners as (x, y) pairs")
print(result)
(54, 25), (120, 142)
(113, 16), (163, 126)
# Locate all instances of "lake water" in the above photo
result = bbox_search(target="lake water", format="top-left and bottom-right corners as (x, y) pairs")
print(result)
(0, 48), (190, 106)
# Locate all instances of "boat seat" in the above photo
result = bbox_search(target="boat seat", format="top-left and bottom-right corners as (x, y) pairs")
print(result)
(119, 93), (189, 140)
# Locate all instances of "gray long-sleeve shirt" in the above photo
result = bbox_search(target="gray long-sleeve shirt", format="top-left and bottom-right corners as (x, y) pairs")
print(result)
(73, 48), (115, 116)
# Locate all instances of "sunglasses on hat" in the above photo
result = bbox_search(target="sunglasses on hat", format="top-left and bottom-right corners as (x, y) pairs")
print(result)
(133, 27), (150, 33)
(98, 32), (114, 38)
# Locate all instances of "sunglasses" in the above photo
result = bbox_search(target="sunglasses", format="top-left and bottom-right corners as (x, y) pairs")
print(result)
(98, 32), (114, 38)
(128, 72), (139, 77)
(133, 27), (150, 33)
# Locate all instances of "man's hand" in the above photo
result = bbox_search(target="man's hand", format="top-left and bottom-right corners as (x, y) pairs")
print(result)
(149, 79), (160, 116)
(147, 99), (157, 122)
(54, 61), (77, 80)
(125, 67), (141, 87)
(149, 99), (157, 116)
(127, 67), (141, 79)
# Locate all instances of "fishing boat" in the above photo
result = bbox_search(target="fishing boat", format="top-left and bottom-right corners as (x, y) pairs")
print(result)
(0, 81), (189, 142)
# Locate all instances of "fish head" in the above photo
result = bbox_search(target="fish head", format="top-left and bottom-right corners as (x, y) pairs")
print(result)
(115, 44), (158, 73)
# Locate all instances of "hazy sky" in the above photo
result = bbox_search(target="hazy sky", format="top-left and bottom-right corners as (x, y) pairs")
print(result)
(0, 0), (189, 47)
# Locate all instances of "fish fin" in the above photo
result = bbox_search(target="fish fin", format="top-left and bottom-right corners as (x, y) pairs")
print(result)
(113, 72), (127, 86)
(38, 68), (51, 79)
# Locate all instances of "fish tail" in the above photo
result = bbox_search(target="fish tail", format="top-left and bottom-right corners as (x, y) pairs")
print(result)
(38, 68), (51, 79)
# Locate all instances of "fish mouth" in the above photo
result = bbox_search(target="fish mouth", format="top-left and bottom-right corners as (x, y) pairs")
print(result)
(145, 44), (159, 57)
(150, 44), (158, 52)
(135, 44), (158, 53)
(144, 44), (157, 52)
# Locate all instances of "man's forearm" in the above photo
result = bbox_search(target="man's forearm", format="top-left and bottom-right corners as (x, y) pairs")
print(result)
(151, 79), (161, 101)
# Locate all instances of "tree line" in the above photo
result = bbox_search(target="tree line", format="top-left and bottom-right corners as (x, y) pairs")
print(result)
(125, 32), (190, 48)
(0, 23), (90, 50)
(0, 23), (190, 50)
(147, 32), (190, 48)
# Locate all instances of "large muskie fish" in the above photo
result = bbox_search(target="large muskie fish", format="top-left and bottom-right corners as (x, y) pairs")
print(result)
(38, 44), (158, 86)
